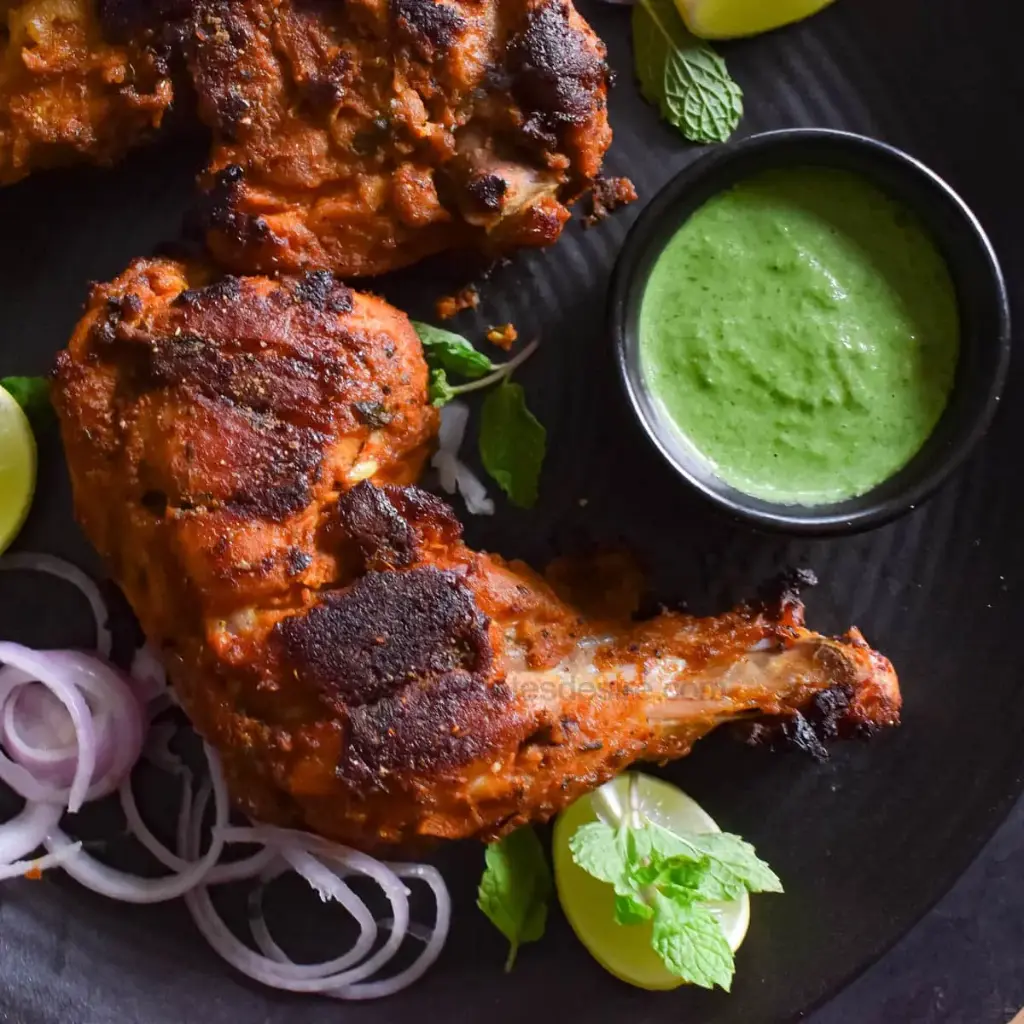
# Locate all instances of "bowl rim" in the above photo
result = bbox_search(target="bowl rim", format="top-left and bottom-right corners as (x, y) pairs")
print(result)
(610, 127), (1012, 536)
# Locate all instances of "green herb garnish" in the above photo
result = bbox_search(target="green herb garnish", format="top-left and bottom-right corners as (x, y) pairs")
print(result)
(569, 804), (781, 990)
(413, 322), (496, 380)
(477, 826), (553, 971)
(414, 324), (546, 506)
(633, 0), (743, 144)
(479, 381), (546, 509)
(0, 376), (53, 428)
(428, 367), (457, 407)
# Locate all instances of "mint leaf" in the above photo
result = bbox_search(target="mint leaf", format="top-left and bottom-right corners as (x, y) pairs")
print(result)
(428, 368), (455, 407)
(478, 380), (546, 508)
(477, 827), (552, 971)
(413, 322), (495, 379)
(569, 821), (633, 894)
(631, 820), (701, 867)
(654, 857), (738, 903)
(1, 376), (52, 427)
(651, 892), (735, 991)
(687, 833), (784, 894)
(632, 0), (742, 144)
(614, 892), (654, 926)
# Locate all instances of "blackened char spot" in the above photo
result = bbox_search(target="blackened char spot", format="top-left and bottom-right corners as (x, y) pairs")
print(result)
(228, 471), (314, 520)
(465, 174), (508, 213)
(582, 175), (637, 227)
(189, 165), (283, 253)
(174, 276), (242, 309)
(506, 0), (606, 139)
(758, 567), (818, 608)
(341, 671), (514, 787)
(292, 271), (353, 313)
(337, 481), (417, 569)
(739, 684), (857, 759)
(276, 566), (492, 708)
(392, 0), (465, 55)
(286, 548), (314, 576)
(302, 75), (345, 112)
(351, 401), (393, 428)
(384, 486), (464, 546)
(215, 92), (252, 142)
(809, 684), (854, 741)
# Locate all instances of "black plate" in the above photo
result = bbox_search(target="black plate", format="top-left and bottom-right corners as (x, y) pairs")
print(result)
(0, 0), (1021, 1021)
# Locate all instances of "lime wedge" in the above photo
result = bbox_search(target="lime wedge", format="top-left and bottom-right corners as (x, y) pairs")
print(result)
(553, 772), (749, 990)
(675, 0), (836, 39)
(0, 386), (37, 554)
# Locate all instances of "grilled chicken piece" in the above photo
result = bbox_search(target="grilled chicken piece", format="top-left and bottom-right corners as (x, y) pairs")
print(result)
(52, 257), (438, 640)
(54, 264), (901, 850)
(0, 0), (179, 185)
(186, 0), (614, 276)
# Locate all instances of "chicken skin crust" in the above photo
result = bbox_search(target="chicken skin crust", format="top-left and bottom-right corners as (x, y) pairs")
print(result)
(0, 0), (179, 184)
(53, 257), (438, 641)
(54, 263), (901, 851)
(187, 0), (614, 275)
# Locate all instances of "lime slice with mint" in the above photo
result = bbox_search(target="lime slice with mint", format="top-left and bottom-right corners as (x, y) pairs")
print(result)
(0, 385), (37, 554)
(553, 772), (749, 990)
(676, 0), (836, 39)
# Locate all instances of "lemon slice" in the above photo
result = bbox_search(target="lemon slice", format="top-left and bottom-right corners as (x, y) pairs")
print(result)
(676, 0), (836, 39)
(0, 386), (37, 555)
(553, 772), (749, 990)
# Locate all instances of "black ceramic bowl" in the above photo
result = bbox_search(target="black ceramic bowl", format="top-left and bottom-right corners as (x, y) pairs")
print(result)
(611, 128), (1011, 535)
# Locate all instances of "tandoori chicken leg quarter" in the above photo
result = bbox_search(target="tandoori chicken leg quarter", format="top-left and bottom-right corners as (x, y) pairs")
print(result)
(188, 0), (616, 275)
(53, 261), (901, 851)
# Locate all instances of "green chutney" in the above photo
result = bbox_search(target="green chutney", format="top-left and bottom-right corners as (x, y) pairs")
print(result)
(639, 167), (960, 505)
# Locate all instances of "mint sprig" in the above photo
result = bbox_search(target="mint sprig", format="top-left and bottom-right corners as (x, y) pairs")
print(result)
(477, 826), (553, 971)
(633, 0), (743, 144)
(413, 323), (546, 508)
(569, 777), (781, 990)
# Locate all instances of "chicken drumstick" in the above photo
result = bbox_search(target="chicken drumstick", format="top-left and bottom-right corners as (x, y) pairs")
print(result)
(53, 260), (900, 850)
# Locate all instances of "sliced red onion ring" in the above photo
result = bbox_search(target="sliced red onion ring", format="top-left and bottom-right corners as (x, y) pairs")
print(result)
(337, 863), (450, 1000)
(0, 644), (97, 812)
(119, 769), (276, 885)
(186, 824), (390, 990)
(43, 744), (230, 903)
(0, 633), (452, 999)
(0, 800), (62, 864)
(185, 819), (451, 997)
(0, 554), (112, 657)
(0, 648), (146, 810)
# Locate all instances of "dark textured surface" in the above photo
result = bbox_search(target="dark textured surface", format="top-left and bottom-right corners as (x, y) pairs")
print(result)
(813, 796), (1024, 1023)
(0, 0), (1022, 1021)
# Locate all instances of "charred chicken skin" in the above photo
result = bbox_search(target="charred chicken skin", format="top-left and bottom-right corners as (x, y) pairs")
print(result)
(0, 0), (179, 184)
(54, 260), (901, 850)
(2, 0), (616, 272)
(187, 0), (614, 276)
(52, 257), (438, 622)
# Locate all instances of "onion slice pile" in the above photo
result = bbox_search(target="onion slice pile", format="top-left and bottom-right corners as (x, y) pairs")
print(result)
(432, 402), (496, 516)
(0, 553), (452, 999)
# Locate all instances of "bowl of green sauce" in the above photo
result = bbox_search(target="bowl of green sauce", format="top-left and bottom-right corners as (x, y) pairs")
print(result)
(612, 129), (1010, 534)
